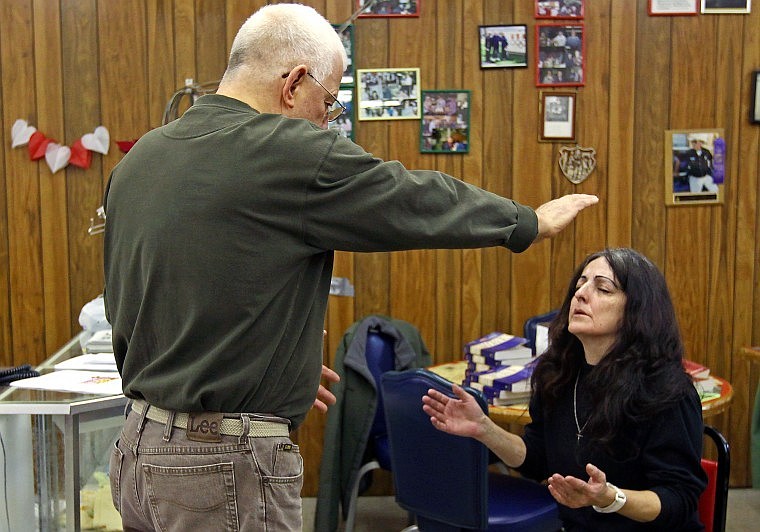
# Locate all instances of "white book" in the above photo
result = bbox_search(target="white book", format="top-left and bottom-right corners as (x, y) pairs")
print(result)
(85, 329), (113, 353)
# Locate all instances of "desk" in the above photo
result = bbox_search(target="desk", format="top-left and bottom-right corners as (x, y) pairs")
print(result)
(429, 360), (734, 427)
(0, 335), (126, 532)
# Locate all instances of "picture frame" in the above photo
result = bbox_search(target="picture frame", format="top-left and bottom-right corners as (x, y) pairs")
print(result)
(357, 0), (420, 17)
(357, 68), (421, 121)
(701, 0), (751, 13)
(328, 87), (355, 141)
(535, 0), (585, 19)
(665, 129), (725, 206)
(751, 70), (760, 124)
(536, 23), (584, 87)
(420, 90), (471, 153)
(648, 0), (699, 15)
(333, 24), (355, 86)
(539, 91), (576, 142)
(478, 25), (528, 69)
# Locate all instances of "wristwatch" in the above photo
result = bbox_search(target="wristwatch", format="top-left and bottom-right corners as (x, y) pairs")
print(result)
(592, 482), (627, 513)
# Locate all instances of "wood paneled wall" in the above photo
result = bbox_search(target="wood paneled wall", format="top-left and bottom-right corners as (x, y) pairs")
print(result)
(0, 0), (758, 496)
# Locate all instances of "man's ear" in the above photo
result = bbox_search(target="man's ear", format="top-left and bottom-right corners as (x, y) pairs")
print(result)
(281, 65), (308, 110)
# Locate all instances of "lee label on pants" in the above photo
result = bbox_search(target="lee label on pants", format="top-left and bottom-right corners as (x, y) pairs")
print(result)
(187, 412), (224, 442)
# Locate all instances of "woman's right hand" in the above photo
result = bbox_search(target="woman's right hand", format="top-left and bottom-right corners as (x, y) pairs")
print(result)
(422, 384), (489, 439)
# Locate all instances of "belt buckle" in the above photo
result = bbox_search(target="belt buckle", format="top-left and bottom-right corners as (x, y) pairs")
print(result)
(186, 412), (224, 442)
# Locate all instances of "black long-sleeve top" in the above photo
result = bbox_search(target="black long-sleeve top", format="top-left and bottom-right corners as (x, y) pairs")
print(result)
(518, 362), (707, 531)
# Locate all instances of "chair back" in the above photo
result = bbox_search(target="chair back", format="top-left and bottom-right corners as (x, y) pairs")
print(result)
(699, 425), (730, 532)
(522, 310), (558, 354)
(381, 368), (491, 529)
(365, 329), (396, 469)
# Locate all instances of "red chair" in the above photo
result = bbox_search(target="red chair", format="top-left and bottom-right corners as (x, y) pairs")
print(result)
(699, 425), (730, 532)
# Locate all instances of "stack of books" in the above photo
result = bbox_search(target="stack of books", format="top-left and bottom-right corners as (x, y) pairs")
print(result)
(463, 332), (538, 406)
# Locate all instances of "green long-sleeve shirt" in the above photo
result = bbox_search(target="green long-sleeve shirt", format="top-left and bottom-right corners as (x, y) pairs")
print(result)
(104, 94), (537, 428)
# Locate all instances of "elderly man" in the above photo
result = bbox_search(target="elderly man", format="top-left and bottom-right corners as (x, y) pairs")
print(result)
(104, 4), (597, 530)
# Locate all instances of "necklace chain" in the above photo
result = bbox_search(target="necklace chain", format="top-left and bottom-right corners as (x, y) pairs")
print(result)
(573, 370), (590, 444)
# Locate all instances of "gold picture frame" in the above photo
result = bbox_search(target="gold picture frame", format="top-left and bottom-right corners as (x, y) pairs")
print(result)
(664, 128), (725, 206)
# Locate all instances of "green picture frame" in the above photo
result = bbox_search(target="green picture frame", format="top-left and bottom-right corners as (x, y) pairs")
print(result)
(419, 90), (471, 153)
(333, 24), (355, 86)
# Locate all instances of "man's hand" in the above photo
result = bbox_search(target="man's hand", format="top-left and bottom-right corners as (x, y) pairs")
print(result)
(312, 364), (340, 413)
(534, 194), (599, 241)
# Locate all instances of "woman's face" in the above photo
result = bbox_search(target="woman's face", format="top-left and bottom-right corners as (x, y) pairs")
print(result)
(568, 257), (627, 353)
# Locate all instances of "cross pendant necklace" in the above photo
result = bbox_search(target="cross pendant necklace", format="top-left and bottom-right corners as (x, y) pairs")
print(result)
(573, 370), (589, 445)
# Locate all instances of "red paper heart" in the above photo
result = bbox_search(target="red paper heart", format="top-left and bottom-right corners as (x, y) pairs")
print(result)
(69, 139), (93, 169)
(28, 131), (52, 160)
(116, 138), (139, 153)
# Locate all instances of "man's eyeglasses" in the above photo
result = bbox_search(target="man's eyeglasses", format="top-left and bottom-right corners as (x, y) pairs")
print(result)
(307, 73), (346, 122)
(281, 71), (346, 122)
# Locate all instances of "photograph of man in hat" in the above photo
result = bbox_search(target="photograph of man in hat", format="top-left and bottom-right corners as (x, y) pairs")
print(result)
(685, 134), (718, 193)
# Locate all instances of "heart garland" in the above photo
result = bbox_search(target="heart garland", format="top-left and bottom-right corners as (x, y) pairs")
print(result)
(9, 119), (140, 173)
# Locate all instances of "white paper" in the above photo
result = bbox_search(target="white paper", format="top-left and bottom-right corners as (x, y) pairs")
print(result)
(10, 370), (122, 395)
(54, 353), (117, 372)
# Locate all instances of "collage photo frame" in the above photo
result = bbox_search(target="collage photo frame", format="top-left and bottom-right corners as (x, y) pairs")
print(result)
(420, 90), (471, 153)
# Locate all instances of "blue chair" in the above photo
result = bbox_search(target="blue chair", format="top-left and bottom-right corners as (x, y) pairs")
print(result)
(522, 310), (558, 355)
(343, 329), (404, 532)
(381, 369), (562, 531)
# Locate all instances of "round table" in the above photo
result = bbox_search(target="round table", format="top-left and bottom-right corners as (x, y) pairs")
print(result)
(429, 360), (733, 427)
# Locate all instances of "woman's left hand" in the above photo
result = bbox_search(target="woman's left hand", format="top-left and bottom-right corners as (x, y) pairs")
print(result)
(547, 463), (610, 508)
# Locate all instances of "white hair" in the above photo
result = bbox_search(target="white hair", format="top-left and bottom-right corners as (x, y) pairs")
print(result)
(225, 3), (347, 82)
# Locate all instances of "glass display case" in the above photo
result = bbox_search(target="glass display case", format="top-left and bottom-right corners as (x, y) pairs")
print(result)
(0, 335), (126, 531)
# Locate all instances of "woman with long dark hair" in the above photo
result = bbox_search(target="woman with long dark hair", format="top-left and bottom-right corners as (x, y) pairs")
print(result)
(423, 248), (707, 531)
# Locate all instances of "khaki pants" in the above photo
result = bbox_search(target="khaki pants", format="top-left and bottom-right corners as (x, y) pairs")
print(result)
(109, 404), (302, 531)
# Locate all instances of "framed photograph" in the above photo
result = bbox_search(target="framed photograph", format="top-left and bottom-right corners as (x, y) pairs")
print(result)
(333, 24), (355, 86)
(539, 91), (576, 142)
(420, 90), (470, 153)
(328, 87), (355, 141)
(701, 0), (751, 13)
(357, 68), (421, 121)
(665, 129), (725, 206)
(357, 0), (420, 17)
(478, 25), (528, 69)
(648, 0), (699, 15)
(751, 70), (760, 124)
(535, 0), (585, 19)
(536, 24), (584, 87)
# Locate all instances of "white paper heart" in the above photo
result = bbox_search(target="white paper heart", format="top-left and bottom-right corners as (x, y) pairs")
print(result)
(81, 125), (110, 155)
(11, 119), (37, 148)
(45, 143), (71, 173)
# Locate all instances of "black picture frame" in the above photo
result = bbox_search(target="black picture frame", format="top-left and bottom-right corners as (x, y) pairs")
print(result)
(701, 0), (751, 14)
(751, 70), (760, 124)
